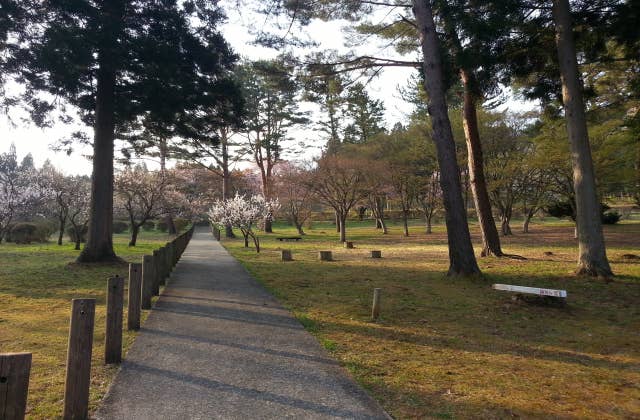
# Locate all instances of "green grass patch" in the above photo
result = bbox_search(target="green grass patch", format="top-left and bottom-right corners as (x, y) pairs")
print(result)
(222, 219), (640, 419)
(0, 230), (179, 419)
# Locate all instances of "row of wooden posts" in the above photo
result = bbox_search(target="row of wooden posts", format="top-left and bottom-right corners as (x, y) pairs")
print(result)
(0, 227), (195, 420)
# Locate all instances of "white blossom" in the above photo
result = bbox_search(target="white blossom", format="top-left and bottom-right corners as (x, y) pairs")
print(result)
(208, 194), (279, 252)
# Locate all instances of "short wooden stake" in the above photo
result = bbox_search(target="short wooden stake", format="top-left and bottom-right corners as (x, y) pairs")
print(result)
(371, 288), (381, 321)
(281, 250), (292, 261)
(141, 255), (154, 309)
(344, 241), (354, 249)
(371, 250), (382, 259)
(63, 299), (95, 420)
(0, 352), (32, 420)
(105, 276), (124, 364)
(318, 251), (332, 261)
(128, 263), (142, 331)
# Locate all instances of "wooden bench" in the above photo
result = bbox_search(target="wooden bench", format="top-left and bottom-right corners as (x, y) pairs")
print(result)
(276, 236), (302, 242)
(492, 283), (567, 306)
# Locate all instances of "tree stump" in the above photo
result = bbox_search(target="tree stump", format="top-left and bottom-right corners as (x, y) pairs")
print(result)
(370, 250), (382, 259)
(344, 241), (354, 249)
(281, 250), (292, 261)
(318, 251), (333, 261)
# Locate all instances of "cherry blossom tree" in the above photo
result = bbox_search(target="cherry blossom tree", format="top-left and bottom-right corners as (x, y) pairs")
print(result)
(115, 166), (186, 246)
(208, 194), (279, 253)
(66, 176), (91, 250)
(308, 155), (369, 243)
(0, 146), (41, 243)
(273, 163), (315, 235)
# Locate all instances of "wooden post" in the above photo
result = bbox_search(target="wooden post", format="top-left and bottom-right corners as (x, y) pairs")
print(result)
(63, 299), (95, 420)
(168, 242), (176, 268)
(0, 353), (32, 420)
(165, 243), (172, 275)
(281, 250), (292, 261)
(105, 276), (124, 364)
(344, 241), (354, 249)
(152, 250), (160, 295)
(157, 248), (166, 286)
(371, 288), (381, 321)
(141, 255), (154, 309)
(318, 251), (332, 261)
(370, 250), (382, 259)
(128, 263), (142, 331)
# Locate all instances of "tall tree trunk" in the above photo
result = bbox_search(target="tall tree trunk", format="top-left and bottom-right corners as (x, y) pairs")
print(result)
(264, 218), (273, 233)
(425, 213), (433, 234)
(402, 211), (409, 237)
(553, 0), (612, 277)
(158, 137), (177, 235)
(77, 1), (123, 262)
(57, 215), (66, 246)
(460, 70), (503, 257)
(379, 218), (388, 234)
(501, 215), (512, 236)
(412, 0), (480, 276)
(522, 208), (535, 233)
(221, 132), (236, 238)
(335, 211), (340, 232)
(295, 222), (305, 236)
(339, 213), (347, 243)
(129, 224), (139, 247)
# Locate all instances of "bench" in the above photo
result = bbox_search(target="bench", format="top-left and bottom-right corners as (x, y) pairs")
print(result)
(492, 283), (567, 306)
(276, 236), (302, 242)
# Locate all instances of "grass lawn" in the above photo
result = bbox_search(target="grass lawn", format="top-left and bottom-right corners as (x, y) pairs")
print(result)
(0, 231), (177, 419)
(223, 218), (640, 419)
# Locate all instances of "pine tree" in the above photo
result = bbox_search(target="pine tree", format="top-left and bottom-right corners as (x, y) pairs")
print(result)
(3, 1), (239, 261)
(342, 83), (386, 144)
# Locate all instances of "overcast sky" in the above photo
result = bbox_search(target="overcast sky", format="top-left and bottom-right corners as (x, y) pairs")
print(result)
(0, 5), (530, 175)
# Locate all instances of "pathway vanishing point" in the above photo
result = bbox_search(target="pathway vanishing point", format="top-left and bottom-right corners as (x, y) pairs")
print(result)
(96, 227), (389, 419)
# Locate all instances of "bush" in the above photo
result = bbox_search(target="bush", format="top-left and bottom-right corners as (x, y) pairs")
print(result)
(173, 217), (190, 232)
(113, 220), (129, 234)
(67, 225), (88, 243)
(34, 222), (55, 242)
(155, 219), (168, 232)
(142, 220), (155, 231)
(546, 201), (575, 220)
(9, 223), (39, 244)
(601, 211), (621, 225)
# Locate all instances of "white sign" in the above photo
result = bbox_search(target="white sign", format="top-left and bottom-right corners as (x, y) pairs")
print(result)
(492, 284), (567, 298)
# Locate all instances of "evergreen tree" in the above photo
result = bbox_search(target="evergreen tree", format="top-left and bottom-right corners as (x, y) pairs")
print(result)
(4, 1), (239, 261)
(342, 83), (386, 144)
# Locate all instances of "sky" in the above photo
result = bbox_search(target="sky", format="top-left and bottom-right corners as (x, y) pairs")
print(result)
(0, 4), (532, 175)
